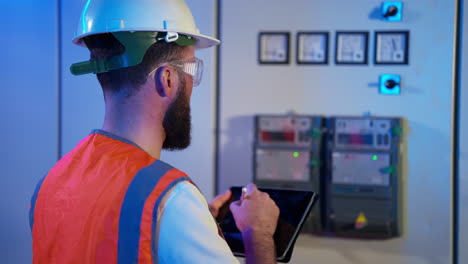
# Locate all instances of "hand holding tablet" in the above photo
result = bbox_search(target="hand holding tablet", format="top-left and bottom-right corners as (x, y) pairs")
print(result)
(229, 184), (280, 237)
(217, 185), (318, 263)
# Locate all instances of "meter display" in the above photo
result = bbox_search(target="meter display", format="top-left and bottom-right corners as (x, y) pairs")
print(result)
(256, 150), (310, 182)
(332, 152), (390, 186)
(334, 118), (393, 150)
(335, 32), (369, 64)
(375, 31), (409, 65)
(257, 116), (314, 147)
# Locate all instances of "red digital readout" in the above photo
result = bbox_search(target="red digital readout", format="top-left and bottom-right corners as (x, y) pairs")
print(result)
(261, 131), (295, 142)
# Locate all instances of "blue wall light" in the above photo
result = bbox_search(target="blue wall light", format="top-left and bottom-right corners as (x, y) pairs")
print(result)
(380, 74), (401, 95)
(382, 1), (403, 22)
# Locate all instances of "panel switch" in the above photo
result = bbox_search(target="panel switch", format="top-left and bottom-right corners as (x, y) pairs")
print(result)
(379, 74), (401, 95)
(382, 1), (403, 22)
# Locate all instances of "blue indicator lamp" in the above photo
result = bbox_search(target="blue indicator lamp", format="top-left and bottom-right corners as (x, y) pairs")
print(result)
(380, 74), (401, 95)
(382, 1), (403, 22)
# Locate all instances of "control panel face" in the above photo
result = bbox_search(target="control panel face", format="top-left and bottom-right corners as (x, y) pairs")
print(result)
(334, 118), (392, 150)
(256, 149), (310, 182)
(332, 152), (391, 186)
(257, 116), (313, 147)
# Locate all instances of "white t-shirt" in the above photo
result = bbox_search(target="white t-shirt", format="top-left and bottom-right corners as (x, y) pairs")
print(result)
(155, 181), (240, 264)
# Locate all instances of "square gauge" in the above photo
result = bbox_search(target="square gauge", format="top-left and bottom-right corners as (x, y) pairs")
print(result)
(375, 31), (409, 65)
(296, 32), (329, 64)
(258, 32), (290, 64)
(335, 31), (369, 65)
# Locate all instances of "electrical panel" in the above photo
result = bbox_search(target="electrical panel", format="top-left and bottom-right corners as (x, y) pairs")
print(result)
(252, 114), (403, 239)
(326, 116), (402, 238)
(253, 114), (325, 233)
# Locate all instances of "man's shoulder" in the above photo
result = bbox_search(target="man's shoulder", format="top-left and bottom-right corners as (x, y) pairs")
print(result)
(132, 160), (194, 201)
(138, 159), (188, 177)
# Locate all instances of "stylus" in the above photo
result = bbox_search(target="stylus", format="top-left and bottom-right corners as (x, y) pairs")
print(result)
(241, 187), (248, 201)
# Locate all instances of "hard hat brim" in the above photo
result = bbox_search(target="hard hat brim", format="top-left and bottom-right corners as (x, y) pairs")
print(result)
(72, 29), (220, 49)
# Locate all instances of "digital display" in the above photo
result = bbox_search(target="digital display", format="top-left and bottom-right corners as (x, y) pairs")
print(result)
(337, 133), (373, 145)
(332, 152), (391, 186)
(261, 131), (295, 142)
(256, 150), (310, 182)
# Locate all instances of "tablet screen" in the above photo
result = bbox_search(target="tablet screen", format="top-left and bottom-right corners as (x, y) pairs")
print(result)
(216, 187), (318, 262)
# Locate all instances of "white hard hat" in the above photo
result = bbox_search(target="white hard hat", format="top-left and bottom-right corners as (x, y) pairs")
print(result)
(73, 0), (219, 49)
(70, 0), (220, 75)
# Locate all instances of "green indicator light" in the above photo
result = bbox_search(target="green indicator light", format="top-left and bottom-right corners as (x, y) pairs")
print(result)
(293, 152), (299, 158)
(373, 155), (378, 161)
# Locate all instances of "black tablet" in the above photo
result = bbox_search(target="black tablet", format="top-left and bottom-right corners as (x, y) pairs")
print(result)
(216, 186), (318, 263)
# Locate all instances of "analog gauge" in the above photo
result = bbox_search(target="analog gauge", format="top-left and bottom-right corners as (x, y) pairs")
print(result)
(297, 32), (329, 64)
(335, 31), (369, 64)
(375, 31), (409, 65)
(258, 32), (290, 64)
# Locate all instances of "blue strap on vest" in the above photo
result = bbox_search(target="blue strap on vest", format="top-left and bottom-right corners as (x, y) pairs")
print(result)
(117, 160), (190, 264)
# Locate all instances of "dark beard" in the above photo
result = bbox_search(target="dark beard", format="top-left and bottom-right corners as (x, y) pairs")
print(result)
(162, 73), (192, 150)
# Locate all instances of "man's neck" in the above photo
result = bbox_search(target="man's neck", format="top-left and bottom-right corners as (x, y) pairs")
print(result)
(102, 95), (165, 159)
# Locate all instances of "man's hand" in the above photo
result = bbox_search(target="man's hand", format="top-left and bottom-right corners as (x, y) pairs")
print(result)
(229, 184), (279, 264)
(208, 189), (232, 218)
(229, 184), (279, 236)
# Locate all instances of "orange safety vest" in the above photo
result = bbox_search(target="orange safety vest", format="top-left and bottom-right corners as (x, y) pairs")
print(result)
(30, 130), (191, 264)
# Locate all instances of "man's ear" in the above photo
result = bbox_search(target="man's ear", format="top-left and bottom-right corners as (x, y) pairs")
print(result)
(154, 67), (166, 97)
(154, 66), (180, 99)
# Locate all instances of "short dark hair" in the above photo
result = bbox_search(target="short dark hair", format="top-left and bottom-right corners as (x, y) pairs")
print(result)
(84, 33), (187, 96)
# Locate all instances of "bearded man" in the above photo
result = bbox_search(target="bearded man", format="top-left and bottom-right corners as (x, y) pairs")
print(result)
(29, 0), (279, 263)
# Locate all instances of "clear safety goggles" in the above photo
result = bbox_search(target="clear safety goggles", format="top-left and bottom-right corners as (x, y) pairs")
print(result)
(150, 57), (204, 87)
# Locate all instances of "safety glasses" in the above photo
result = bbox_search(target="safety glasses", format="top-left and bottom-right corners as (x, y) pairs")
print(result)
(150, 57), (204, 87)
